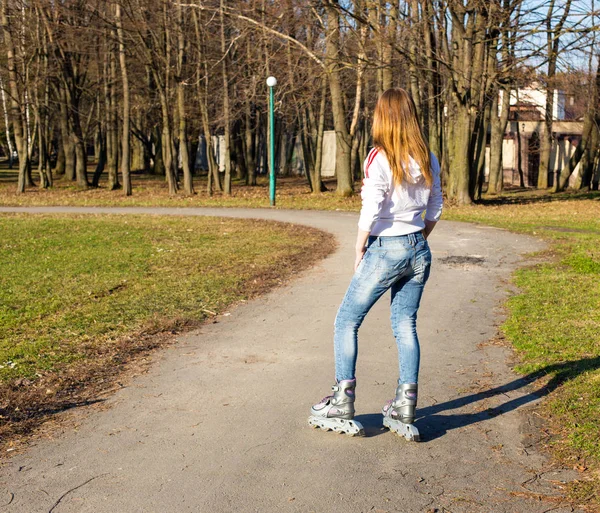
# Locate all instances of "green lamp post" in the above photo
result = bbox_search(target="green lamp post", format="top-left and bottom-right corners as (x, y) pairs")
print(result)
(266, 76), (277, 206)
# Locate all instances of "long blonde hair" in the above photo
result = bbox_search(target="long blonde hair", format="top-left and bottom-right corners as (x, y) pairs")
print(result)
(372, 88), (432, 186)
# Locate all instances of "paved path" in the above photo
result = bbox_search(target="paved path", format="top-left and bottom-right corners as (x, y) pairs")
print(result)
(0, 207), (582, 512)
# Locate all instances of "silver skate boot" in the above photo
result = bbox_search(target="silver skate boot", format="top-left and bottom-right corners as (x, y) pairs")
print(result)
(308, 379), (365, 436)
(382, 383), (420, 441)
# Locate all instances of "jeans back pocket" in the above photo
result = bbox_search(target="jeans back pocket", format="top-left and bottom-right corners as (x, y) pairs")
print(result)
(414, 245), (432, 284)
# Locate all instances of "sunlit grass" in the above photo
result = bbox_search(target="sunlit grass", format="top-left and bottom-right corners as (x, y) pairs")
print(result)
(0, 171), (363, 211)
(0, 214), (329, 383)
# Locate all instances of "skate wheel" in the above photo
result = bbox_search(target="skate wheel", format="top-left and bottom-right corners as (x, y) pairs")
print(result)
(383, 417), (420, 442)
(308, 416), (364, 436)
(351, 427), (365, 437)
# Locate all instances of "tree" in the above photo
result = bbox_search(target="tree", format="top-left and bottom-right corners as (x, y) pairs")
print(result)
(538, 0), (572, 189)
(1, 0), (29, 193)
(116, 2), (131, 195)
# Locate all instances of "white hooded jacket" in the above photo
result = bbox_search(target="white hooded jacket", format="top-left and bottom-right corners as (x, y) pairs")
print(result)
(357, 148), (443, 236)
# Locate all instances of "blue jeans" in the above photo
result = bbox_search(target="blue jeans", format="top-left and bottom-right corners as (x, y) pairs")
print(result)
(334, 232), (432, 384)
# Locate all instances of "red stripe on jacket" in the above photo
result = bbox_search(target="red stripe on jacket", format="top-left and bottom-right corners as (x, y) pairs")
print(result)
(365, 148), (379, 178)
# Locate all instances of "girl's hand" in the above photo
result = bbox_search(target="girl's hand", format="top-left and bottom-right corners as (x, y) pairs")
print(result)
(354, 228), (370, 271)
(354, 247), (366, 272)
(423, 219), (437, 240)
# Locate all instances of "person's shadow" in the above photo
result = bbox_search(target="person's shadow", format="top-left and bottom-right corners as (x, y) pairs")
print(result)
(354, 356), (600, 440)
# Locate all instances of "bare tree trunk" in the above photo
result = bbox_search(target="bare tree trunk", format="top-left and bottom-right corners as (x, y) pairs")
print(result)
(175, 5), (193, 195)
(244, 101), (256, 186)
(422, 0), (441, 156)
(0, 75), (14, 168)
(159, 97), (178, 195)
(199, 99), (219, 194)
(116, 3), (131, 195)
(92, 127), (106, 187)
(106, 45), (119, 189)
(441, 1), (489, 205)
(591, 146), (600, 190)
(359, 78), (369, 168)
(447, 104), (473, 204)
(34, 94), (50, 188)
(325, 1), (353, 196)
(55, 140), (65, 175)
(300, 119), (313, 191)
(515, 107), (525, 187)
(473, 99), (491, 200)
(60, 91), (76, 182)
(382, 1), (396, 90)
(538, 0), (572, 189)
(56, 69), (88, 189)
(557, 112), (595, 190)
(279, 128), (295, 177)
(349, 8), (367, 184)
(220, 0), (232, 195)
(93, 98), (101, 164)
(408, 0), (422, 121)
(35, 109), (48, 188)
(71, 114), (89, 189)
(242, 36), (256, 185)
(488, 88), (507, 194)
(159, 1), (178, 195)
(34, 16), (51, 188)
(131, 123), (146, 172)
(2, 0), (29, 193)
(488, 14), (512, 195)
(152, 127), (165, 176)
(557, 46), (599, 190)
(191, 5), (220, 194)
(575, 124), (599, 189)
(177, 88), (193, 194)
(312, 77), (327, 193)
(368, 2), (384, 96)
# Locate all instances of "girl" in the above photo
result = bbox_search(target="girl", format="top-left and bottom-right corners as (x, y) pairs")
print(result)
(308, 88), (443, 441)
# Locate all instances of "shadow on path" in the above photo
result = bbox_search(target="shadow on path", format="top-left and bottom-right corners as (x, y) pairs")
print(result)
(0, 398), (105, 426)
(477, 189), (600, 206)
(357, 356), (600, 441)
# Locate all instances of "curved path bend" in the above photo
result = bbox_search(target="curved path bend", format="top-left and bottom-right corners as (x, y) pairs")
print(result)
(0, 207), (582, 513)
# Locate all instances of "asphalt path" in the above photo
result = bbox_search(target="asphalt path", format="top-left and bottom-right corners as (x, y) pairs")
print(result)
(0, 206), (582, 513)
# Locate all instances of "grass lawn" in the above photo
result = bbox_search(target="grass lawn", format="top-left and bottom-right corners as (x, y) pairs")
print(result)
(2, 167), (600, 507)
(0, 213), (333, 448)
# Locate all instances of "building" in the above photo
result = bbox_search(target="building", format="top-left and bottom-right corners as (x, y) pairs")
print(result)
(491, 85), (583, 188)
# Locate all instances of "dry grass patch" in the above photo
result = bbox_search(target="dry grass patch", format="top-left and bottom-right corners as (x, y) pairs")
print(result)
(0, 170), (362, 211)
